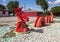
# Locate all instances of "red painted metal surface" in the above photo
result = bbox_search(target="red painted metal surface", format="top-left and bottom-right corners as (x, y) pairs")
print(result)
(45, 15), (50, 25)
(34, 14), (45, 28)
(15, 7), (29, 33)
(49, 12), (54, 23)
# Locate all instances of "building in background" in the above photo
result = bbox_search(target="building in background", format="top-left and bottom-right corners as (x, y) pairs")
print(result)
(24, 8), (43, 17)
(0, 9), (9, 17)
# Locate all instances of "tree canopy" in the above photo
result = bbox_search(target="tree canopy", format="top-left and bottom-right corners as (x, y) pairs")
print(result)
(36, 0), (48, 13)
(50, 6), (60, 16)
(6, 1), (19, 15)
(51, 6), (60, 13)
(0, 4), (6, 9)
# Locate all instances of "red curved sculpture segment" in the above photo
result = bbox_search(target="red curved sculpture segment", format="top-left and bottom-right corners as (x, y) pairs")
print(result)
(34, 14), (45, 28)
(49, 12), (54, 23)
(15, 7), (29, 33)
(22, 13), (29, 22)
(45, 15), (50, 25)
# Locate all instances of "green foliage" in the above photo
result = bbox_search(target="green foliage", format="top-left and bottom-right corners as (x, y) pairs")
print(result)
(51, 6), (60, 13)
(36, 0), (48, 13)
(51, 6), (60, 16)
(44, 11), (50, 16)
(0, 4), (6, 9)
(6, 1), (19, 15)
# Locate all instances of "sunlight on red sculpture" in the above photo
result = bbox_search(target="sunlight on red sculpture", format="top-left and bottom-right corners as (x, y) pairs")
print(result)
(14, 7), (29, 33)
(34, 14), (45, 28)
(45, 14), (50, 25)
(49, 12), (54, 23)
(45, 12), (54, 25)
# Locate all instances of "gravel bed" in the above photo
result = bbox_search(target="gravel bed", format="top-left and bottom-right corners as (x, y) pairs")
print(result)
(0, 17), (60, 42)
(0, 22), (60, 42)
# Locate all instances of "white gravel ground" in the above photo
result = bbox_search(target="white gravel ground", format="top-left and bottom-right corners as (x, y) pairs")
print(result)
(0, 17), (60, 42)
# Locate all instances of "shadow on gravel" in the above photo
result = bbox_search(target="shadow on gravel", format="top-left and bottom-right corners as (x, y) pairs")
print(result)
(54, 21), (60, 23)
(0, 24), (9, 27)
(30, 29), (43, 33)
(2, 29), (16, 38)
